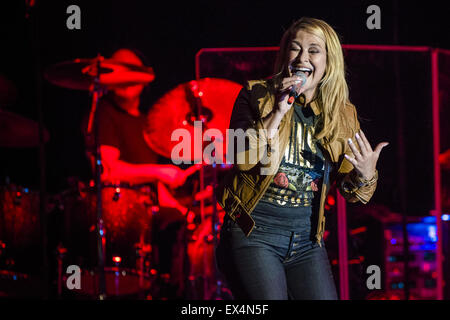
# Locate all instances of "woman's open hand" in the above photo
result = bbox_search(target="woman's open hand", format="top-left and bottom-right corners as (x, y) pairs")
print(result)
(344, 130), (389, 180)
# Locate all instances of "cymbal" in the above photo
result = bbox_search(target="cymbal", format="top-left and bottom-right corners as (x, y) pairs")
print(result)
(44, 58), (155, 91)
(144, 78), (242, 162)
(0, 109), (50, 147)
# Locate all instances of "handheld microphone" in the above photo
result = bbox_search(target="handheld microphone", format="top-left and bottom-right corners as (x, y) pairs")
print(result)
(287, 71), (307, 104)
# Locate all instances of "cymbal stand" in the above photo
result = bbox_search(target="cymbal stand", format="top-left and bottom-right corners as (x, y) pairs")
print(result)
(187, 81), (223, 299)
(209, 158), (222, 299)
(56, 243), (67, 299)
(86, 56), (107, 299)
(135, 236), (152, 299)
(202, 143), (231, 300)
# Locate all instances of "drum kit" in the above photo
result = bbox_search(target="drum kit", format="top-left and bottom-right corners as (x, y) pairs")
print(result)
(0, 55), (240, 299)
(0, 111), (48, 297)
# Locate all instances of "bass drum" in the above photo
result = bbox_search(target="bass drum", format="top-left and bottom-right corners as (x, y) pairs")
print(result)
(90, 184), (156, 268)
(62, 181), (157, 298)
(0, 184), (40, 272)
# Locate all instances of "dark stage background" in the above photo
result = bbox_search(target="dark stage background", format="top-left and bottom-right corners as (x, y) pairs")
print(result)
(0, 0), (449, 300)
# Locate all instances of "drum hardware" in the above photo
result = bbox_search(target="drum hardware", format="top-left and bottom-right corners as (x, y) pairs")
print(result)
(44, 55), (155, 299)
(58, 183), (157, 298)
(44, 58), (155, 91)
(0, 269), (39, 298)
(134, 241), (152, 298)
(0, 184), (40, 258)
(111, 255), (123, 296)
(90, 55), (107, 299)
(0, 241), (5, 257)
(0, 241), (6, 273)
(143, 78), (242, 163)
(56, 243), (68, 298)
(0, 183), (43, 298)
(164, 79), (235, 299)
(43, 54), (239, 298)
(112, 188), (121, 201)
(143, 77), (239, 299)
(43, 55), (107, 298)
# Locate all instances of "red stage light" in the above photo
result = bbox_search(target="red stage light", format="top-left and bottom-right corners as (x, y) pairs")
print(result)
(327, 194), (335, 206)
(112, 256), (121, 263)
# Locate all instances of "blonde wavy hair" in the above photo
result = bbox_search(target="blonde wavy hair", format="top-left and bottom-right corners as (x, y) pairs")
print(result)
(272, 17), (350, 145)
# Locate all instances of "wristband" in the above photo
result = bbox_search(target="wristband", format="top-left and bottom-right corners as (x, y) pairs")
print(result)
(342, 169), (378, 193)
(351, 169), (378, 188)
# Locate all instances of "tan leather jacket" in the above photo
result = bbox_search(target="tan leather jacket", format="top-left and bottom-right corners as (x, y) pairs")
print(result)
(216, 80), (378, 246)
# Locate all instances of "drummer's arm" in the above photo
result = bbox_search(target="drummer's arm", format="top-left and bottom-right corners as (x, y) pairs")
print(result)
(157, 182), (189, 216)
(100, 145), (185, 187)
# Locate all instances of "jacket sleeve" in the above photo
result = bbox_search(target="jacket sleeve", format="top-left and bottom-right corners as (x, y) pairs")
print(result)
(335, 105), (378, 204)
(228, 84), (270, 172)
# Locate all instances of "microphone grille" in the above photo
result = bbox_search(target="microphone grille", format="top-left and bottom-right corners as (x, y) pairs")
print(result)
(294, 70), (307, 84)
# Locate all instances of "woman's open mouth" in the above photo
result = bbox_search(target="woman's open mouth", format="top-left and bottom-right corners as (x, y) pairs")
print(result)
(291, 66), (313, 78)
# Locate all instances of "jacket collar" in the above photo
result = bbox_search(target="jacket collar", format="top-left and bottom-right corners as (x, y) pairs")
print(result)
(295, 93), (321, 116)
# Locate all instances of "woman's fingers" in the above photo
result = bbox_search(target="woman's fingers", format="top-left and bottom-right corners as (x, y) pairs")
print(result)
(345, 131), (389, 180)
(347, 138), (363, 161)
(280, 76), (305, 91)
(344, 154), (357, 166)
(358, 130), (373, 153)
(355, 132), (368, 156)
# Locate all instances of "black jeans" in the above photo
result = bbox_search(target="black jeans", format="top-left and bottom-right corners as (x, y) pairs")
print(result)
(215, 201), (338, 300)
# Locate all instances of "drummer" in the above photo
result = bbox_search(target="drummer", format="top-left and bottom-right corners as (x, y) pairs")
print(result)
(87, 48), (191, 214)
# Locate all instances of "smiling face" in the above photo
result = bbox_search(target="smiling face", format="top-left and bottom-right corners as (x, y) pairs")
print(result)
(288, 30), (327, 102)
